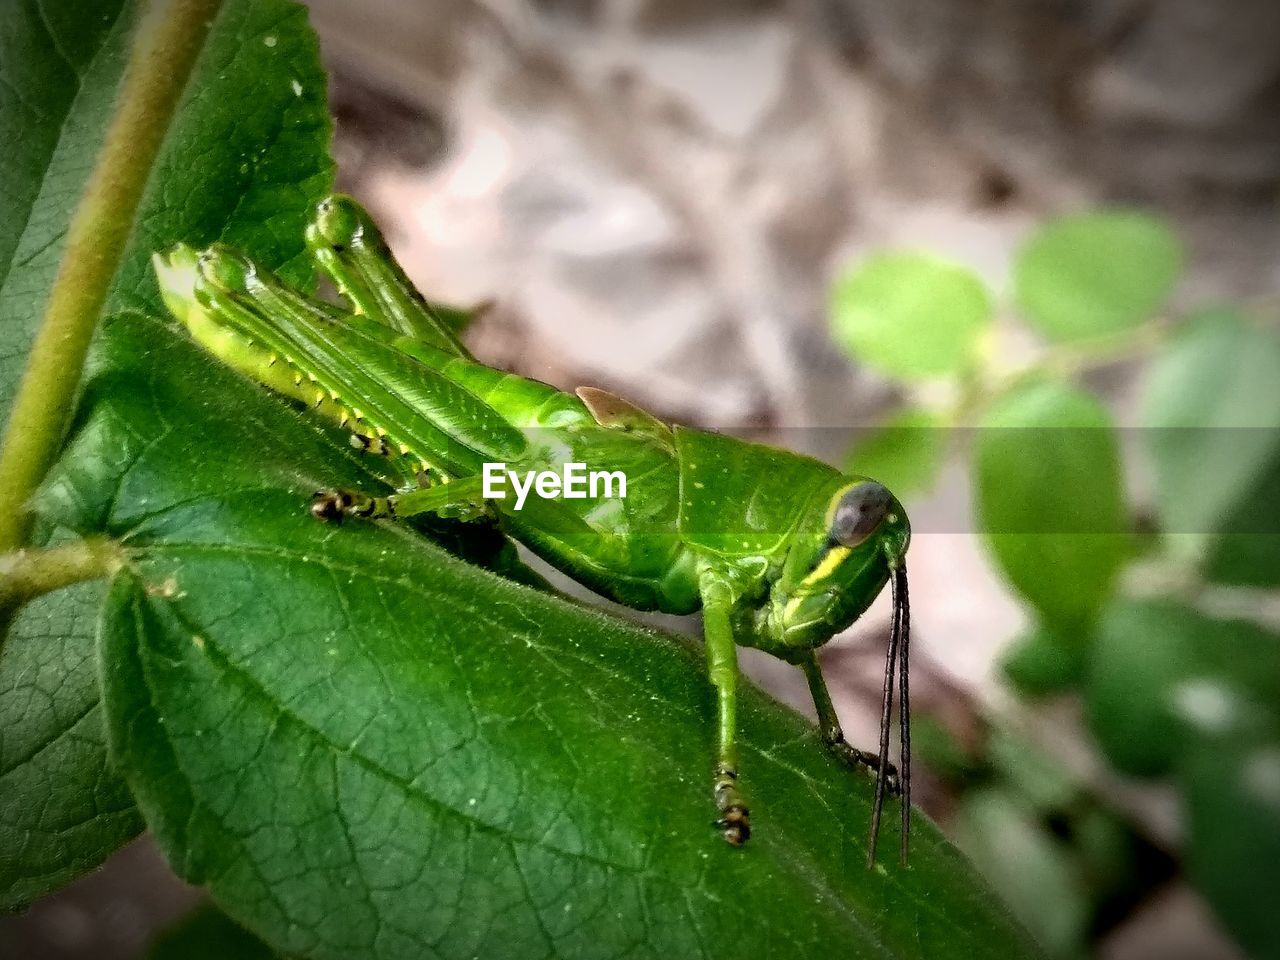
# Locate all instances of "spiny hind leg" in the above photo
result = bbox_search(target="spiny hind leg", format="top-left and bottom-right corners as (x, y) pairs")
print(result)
(311, 475), (488, 524)
(348, 432), (395, 458)
(800, 653), (901, 795)
(344, 427), (427, 490)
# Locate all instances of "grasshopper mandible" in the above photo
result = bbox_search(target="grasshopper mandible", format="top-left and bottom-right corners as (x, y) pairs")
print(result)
(153, 196), (913, 866)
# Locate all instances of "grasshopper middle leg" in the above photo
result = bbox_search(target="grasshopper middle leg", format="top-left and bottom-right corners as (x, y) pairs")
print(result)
(699, 575), (751, 845)
(311, 475), (487, 524)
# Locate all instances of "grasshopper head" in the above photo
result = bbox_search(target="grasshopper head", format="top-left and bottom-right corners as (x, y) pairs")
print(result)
(773, 479), (910, 653)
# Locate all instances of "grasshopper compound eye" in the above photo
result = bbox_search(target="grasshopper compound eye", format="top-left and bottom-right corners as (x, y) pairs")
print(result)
(830, 481), (893, 548)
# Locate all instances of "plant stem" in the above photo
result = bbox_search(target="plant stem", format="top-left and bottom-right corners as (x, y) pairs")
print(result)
(0, 538), (127, 616)
(942, 317), (1172, 427)
(0, 0), (225, 551)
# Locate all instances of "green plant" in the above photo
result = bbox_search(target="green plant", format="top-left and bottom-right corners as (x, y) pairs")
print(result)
(0, 2), (1034, 957)
(832, 211), (1280, 958)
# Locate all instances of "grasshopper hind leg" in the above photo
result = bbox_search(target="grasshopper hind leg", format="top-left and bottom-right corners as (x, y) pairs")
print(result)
(343, 426), (432, 493)
(348, 432), (395, 457)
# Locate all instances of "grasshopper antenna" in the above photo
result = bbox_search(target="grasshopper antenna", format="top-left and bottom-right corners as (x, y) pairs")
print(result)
(896, 563), (911, 866)
(867, 561), (904, 867)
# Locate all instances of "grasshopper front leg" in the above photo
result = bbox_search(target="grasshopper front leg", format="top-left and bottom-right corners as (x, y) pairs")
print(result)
(698, 571), (751, 845)
(799, 652), (900, 794)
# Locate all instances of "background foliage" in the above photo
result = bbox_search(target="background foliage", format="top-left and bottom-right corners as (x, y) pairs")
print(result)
(834, 211), (1280, 959)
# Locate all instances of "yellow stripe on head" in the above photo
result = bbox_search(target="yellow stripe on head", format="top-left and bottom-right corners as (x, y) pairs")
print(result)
(800, 544), (851, 591)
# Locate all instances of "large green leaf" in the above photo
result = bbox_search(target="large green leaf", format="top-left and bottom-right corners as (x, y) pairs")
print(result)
(149, 903), (277, 960)
(973, 380), (1128, 632)
(49, 311), (1035, 958)
(0, 0), (333, 422)
(1141, 311), (1280, 540)
(0, 578), (141, 909)
(0, 0), (137, 416)
(830, 253), (992, 379)
(0, 0), (333, 904)
(1014, 211), (1180, 342)
(1085, 600), (1280, 778)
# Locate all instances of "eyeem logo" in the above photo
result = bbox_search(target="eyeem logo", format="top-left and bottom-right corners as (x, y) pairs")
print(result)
(482, 462), (627, 510)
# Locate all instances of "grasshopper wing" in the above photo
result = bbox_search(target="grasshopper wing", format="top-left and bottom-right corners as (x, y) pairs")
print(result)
(195, 248), (526, 478)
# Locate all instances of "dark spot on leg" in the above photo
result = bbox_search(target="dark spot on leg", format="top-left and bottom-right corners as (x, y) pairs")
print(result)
(311, 489), (351, 523)
(712, 766), (750, 845)
(715, 805), (751, 846)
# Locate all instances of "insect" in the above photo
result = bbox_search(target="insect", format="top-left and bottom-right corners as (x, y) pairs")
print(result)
(152, 196), (914, 866)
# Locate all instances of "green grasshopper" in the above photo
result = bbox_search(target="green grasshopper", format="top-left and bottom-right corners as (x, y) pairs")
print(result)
(152, 196), (914, 866)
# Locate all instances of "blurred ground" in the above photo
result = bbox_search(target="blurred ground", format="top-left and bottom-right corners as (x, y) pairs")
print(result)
(6, 1), (1278, 957)
(316, 0), (1280, 428)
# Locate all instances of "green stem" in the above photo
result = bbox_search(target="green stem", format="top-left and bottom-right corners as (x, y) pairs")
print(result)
(942, 317), (1172, 427)
(0, 0), (225, 551)
(1030, 316), (1170, 382)
(0, 538), (127, 615)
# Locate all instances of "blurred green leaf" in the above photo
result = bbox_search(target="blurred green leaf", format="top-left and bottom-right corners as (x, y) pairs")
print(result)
(1085, 600), (1280, 778)
(1070, 807), (1140, 903)
(50, 311), (1037, 960)
(149, 903), (277, 960)
(955, 789), (1089, 960)
(0, 578), (141, 909)
(1141, 311), (1280, 539)
(846, 408), (947, 498)
(1181, 733), (1280, 960)
(986, 729), (1077, 815)
(1205, 449), (1280, 587)
(831, 253), (992, 379)
(974, 380), (1128, 632)
(1001, 624), (1088, 699)
(1015, 211), (1180, 342)
(430, 299), (479, 336)
(911, 714), (983, 783)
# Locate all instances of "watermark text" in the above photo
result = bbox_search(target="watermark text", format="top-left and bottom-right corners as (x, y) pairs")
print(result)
(482, 462), (627, 510)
